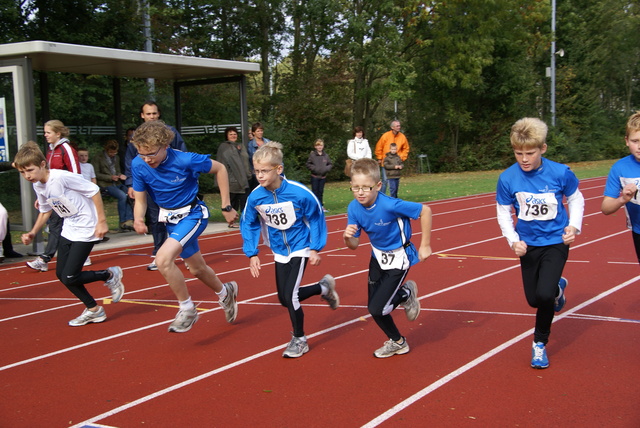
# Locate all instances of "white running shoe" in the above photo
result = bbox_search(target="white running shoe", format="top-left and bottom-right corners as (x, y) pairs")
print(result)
(219, 281), (238, 323)
(26, 256), (48, 272)
(104, 266), (125, 303)
(69, 306), (107, 326)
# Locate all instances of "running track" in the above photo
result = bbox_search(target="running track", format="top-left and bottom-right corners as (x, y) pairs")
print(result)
(0, 176), (638, 427)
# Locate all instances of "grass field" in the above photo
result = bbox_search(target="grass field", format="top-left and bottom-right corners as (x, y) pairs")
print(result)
(8, 159), (616, 241)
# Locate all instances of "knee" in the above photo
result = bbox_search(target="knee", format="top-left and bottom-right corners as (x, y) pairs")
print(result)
(58, 272), (79, 287)
(368, 302), (385, 317)
(154, 254), (174, 273)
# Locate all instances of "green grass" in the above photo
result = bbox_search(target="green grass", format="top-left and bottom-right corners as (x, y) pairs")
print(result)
(9, 159), (615, 241)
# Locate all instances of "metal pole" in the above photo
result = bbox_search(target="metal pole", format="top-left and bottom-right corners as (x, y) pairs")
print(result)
(551, 0), (556, 127)
(142, 0), (155, 97)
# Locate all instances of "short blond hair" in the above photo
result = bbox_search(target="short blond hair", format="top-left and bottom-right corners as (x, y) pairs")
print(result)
(510, 117), (548, 150)
(253, 141), (283, 166)
(132, 120), (174, 152)
(626, 111), (640, 137)
(351, 158), (380, 182)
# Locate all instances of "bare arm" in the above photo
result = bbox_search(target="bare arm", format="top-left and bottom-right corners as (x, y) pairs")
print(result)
(418, 204), (432, 261)
(133, 190), (148, 234)
(602, 183), (637, 215)
(208, 159), (237, 223)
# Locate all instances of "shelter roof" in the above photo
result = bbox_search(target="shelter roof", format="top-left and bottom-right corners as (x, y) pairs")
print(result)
(0, 40), (259, 80)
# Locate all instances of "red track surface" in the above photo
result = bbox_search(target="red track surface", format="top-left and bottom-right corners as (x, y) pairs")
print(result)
(1, 176), (638, 427)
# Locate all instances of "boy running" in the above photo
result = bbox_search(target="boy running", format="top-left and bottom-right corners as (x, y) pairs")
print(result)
(241, 142), (339, 358)
(15, 141), (124, 326)
(343, 158), (432, 358)
(496, 117), (584, 369)
(131, 120), (238, 333)
(601, 111), (640, 263)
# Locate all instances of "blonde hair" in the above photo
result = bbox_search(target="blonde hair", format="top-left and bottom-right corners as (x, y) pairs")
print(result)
(510, 117), (548, 150)
(351, 158), (380, 182)
(626, 111), (640, 137)
(314, 138), (324, 146)
(253, 141), (283, 166)
(44, 120), (70, 138)
(132, 120), (174, 152)
(13, 141), (47, 170)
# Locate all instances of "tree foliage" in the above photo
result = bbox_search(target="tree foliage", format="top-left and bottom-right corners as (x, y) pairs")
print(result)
(1, 0), (638, 175)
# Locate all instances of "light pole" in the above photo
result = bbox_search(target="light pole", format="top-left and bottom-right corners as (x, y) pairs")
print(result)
(551, 0), (556, 127)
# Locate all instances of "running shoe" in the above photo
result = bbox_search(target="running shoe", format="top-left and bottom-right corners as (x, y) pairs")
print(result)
(374, 338), (410, 358)
(282, 335), (309, 358)
(554, 277), (568, 312)
(168, 307), (198, 333)
(83, 256), (92, 266)
(319, 274), (339, 310)
(531, 341), (549, 369)
(219, 281), (238, 323)
(69, 306), (107, 326)
(400, 280), (420, 321)
(26, 256), (48, 272)
(104, 266), (125, 303)
(147, 258), (158, 271)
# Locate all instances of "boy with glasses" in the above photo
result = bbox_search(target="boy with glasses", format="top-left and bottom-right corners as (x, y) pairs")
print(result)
(131, 120), (239, 333)
(240, 142), (339, 358)
(343, 158), (432, 358)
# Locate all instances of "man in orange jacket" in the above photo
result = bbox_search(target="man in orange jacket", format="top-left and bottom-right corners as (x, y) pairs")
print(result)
(375, 120), (410, 195)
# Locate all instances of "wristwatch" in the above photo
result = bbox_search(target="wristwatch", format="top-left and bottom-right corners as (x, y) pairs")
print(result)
(221, 205), (233, 212)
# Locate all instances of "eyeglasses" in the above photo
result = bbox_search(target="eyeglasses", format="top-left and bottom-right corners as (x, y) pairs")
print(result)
(254, 167), (277, 176)
(350, 186), (375, 193)
(137, 146), (164, 159)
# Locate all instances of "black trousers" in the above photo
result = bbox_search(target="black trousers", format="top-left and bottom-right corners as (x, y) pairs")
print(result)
(519, 243), (569, 344)
(275, 257), (322, 337)
(56, 237), (110, 308)
(367, 256), (409, 342)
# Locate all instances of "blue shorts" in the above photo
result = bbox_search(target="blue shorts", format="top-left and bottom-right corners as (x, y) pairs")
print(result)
(166, 202), (209, 259)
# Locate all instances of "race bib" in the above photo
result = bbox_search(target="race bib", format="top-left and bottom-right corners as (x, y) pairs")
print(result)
(158, 205), (191, 224)
(620, 177), (640, 205)
(372, 245), (409, 270)
(256, 201), (296, 230)
(516, 192), (558, 221)
(47, 196), (78, 218)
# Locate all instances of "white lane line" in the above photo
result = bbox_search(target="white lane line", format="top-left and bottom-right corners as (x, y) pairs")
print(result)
(361, 274), (640, 428)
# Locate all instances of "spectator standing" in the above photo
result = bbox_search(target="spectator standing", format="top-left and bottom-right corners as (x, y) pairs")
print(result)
(93, 140), (133, 231)
(383, 143), (404, 198)
(217, 126), (251, 228)
(347, 126), (372, 161)
(26, 120), (81, 272)
(247, 122), (271, 189)
(374, 120), (409, 195)
(306, 138), (332, 210)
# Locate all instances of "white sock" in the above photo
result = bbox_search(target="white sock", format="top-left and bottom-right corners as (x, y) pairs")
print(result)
(319, 283), (328, 295)
(216, 285), (228, 301)
(179, 297), (194, 311)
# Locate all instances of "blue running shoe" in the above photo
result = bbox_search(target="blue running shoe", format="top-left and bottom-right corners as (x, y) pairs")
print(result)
(531, 341), (549, 369)
(554, 277), (568, 312)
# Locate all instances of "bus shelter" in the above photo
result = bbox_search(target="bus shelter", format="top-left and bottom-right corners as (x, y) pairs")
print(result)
(0, 40), (259, 252)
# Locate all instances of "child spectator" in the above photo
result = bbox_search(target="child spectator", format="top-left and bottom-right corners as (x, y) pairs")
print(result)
(93, 140), (133, 231)
(131, 120), (239, 333)
(602, 111), (640, 264)
(496, 117), (584, 369)
(343, 158), (432, 358)
(241, 141), (339, 358)
(383, 143), (403, 198)
(77, 148), (97, 184)
(14, 141), (125, 326)
(305, 138), (332, 211)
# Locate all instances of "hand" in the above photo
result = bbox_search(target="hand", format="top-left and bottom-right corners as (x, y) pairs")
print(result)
(343, 224), (358, 239)
(21, 232), (35, 245)
(562, 226), (578, 245)
(418, 245), (432, 261)
(94, 220), (108, 239)
(119, 174), (127, 181)
(133, 218), (148, 234)
(222, 209), (238, 224)
(309, 250), (321, 266)
(127, 187), (135, 199)
(249, 256), (261, 278)
(512, 241), (527, 257)
(621, 183), (638, 203)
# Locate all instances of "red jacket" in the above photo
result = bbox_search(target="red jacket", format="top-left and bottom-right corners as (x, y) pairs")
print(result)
(47, 138), (80, 173)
